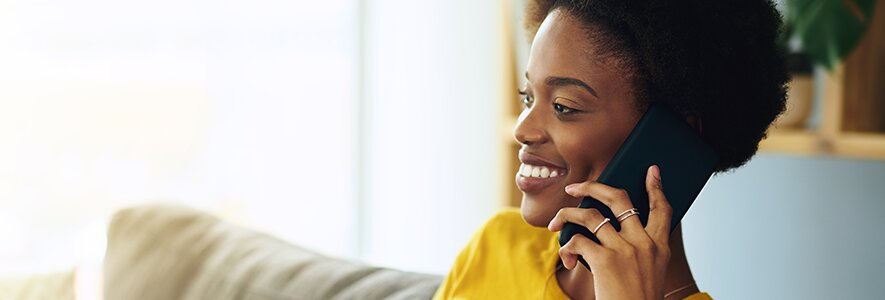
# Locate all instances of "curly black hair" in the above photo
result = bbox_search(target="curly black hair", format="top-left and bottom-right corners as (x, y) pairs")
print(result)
(524, 0), (789, 172)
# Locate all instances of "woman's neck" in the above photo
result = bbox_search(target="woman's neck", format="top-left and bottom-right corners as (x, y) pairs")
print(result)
(555, 224), (699, 299)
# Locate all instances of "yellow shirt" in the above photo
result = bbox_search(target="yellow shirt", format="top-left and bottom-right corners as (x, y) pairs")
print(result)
(433, 208), (713, 300)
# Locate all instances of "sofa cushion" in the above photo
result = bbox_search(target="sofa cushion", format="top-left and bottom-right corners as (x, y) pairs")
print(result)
(0, 270), (75, 300)
(104, 203), (442, 300)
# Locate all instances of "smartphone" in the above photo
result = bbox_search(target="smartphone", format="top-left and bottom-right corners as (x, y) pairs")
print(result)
(558, 103), (718, 271)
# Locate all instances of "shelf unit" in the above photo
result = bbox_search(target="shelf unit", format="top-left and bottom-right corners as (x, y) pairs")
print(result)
(761, 1), (885, 160)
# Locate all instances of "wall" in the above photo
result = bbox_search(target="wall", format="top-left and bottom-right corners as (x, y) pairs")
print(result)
(683, 153), (885, 299)
(360, 0), (504, 274)
(0, 0), (360, 275)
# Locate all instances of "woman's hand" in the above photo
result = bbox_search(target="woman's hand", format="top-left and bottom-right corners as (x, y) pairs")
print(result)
(548, 165), (672, 300)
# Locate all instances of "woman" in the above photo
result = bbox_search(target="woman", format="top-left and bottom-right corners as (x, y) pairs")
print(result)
(433, 0), (787, 299)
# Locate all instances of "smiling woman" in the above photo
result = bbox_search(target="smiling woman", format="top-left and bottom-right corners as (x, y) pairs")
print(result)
(514, 7), (645, 229)
(434, 0), (788, 299)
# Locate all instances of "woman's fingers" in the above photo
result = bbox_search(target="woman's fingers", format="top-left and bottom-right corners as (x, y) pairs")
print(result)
(548, 207), (624, 246)
(645, 165), (673, 245)
(556, 165), (672, 249)
(559, 233), (607, 270)
(564, 181), (644, 234)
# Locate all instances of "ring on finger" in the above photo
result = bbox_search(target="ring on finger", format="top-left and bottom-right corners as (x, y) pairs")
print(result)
(616, 208), (640, 222)
(591, 218), (611, 234)
(615, 208), (639, 219)
(617, 210), (640, 222)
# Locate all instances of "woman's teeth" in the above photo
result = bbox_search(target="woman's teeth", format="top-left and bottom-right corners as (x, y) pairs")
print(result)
(519, 163), (565, 179)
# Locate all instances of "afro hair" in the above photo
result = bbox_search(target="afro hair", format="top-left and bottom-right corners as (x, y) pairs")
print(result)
(524, 0), (790, 172)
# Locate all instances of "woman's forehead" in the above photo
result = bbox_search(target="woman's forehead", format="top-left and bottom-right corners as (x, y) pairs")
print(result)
(526, 9), (630, 92)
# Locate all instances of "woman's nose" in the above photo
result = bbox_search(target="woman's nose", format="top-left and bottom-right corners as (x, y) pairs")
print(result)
(513, 109), (547, 146)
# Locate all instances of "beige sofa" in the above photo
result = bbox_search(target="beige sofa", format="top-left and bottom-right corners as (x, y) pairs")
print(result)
(104, 204), (443, 300)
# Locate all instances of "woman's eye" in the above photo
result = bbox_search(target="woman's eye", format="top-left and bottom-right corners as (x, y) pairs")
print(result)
(518, 90), (533, 108)
(553, 102), (578, 115)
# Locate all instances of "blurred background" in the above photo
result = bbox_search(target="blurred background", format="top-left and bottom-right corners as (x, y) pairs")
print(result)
(1, 0), (884, 299)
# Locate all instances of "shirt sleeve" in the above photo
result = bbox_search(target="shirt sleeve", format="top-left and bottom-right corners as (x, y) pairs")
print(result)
(432, 241), (471, 300)
(432, 210), (513, 300)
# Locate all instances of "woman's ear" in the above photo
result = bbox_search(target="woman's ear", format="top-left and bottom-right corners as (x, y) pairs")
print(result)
(685, 114), (703, 135)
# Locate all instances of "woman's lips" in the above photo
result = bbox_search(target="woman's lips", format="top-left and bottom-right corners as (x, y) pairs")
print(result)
(515, 163), (567, 193)
(518, 151), (567, 170)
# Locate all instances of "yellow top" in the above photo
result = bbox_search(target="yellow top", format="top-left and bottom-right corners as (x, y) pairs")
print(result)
(433, 208), (713, 300)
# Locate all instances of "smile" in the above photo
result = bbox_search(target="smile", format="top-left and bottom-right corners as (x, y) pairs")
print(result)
(518, 163), (567, 179)
(515, 163), (568, 193)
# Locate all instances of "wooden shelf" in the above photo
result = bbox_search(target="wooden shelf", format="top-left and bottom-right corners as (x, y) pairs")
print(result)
(760, 130), (885, 160)
(831, 133), (885, 160)
(760, 1), (885, 161)
(759, 129), (825, 156)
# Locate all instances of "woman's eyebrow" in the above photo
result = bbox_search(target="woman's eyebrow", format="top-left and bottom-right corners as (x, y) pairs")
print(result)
(524, 72), (599, 98)
(545, 76), (598, 98)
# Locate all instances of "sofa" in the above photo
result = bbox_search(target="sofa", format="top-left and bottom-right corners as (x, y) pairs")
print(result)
(103, 203), (443, 300)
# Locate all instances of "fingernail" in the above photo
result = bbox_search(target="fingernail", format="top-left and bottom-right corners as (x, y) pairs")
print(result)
(652, 165), (661, 181)
(565, 184), (575, 193)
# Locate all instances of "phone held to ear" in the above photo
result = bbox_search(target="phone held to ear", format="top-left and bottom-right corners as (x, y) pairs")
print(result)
(558, 103), (718, 271)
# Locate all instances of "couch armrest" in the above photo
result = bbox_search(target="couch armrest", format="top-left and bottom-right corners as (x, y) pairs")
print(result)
(104, 203), (441, 300)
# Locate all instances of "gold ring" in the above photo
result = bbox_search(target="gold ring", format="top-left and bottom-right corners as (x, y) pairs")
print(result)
(591, 218), (611, 234)
(617, 211), (640, 222)
(616, 208), (639, 219)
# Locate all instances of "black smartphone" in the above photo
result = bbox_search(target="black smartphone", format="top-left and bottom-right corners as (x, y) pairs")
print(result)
(558, 103), (718, 271)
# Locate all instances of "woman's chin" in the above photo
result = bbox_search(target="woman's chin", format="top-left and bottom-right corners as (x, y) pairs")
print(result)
(519, 191), (582, 227)
(519, 196), (559, 227)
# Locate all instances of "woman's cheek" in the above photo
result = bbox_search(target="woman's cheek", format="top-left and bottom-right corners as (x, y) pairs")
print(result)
(559, 135), (614, 181)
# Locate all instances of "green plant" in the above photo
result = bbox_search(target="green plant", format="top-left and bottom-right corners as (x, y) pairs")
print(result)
(784, 0), (877, 70)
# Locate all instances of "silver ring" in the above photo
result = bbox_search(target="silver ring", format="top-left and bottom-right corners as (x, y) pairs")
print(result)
(591, 218), (611, 234)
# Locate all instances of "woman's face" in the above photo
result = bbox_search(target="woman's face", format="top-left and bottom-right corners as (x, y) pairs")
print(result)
(514, 8), (643, 227)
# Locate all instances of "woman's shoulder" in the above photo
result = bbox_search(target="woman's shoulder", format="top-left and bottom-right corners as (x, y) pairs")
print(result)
(434, 208), (560, 299)
(446, 207), (559, 274)
(482, 207), (525, 230)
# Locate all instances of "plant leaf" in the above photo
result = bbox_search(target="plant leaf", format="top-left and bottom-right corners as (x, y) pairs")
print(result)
(786, 0), (877, 69)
